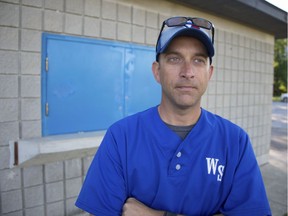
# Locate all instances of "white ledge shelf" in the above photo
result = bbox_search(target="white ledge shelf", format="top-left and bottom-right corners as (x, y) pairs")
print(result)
(9, 131), (105, 168)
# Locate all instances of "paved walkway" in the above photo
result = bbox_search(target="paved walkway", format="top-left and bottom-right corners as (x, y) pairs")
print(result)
(260, 102), (287, 216)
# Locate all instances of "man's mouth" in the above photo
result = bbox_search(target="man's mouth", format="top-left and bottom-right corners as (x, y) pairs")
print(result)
(176, 85), (196, 91)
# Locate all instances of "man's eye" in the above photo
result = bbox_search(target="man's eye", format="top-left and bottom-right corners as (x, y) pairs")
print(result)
(194, 58), (206, 64)
(167, 57), (181, 63)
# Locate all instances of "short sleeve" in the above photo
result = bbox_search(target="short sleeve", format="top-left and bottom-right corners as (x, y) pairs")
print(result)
(220, 132), (271, 216)
(75, 128), (127, 216)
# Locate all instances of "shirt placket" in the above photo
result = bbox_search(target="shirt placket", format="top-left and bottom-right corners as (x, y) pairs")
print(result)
(168, 141), (187, 176)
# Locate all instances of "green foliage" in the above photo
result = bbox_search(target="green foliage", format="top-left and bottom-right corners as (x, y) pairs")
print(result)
(273, 38), (287, 96)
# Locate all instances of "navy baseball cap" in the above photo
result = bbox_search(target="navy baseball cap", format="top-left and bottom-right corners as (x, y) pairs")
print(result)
(156, 17), (215, 62)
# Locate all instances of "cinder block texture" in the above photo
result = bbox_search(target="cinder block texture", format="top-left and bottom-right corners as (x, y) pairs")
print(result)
(46, 201), (64, 216)
(84, 0), (101, 17)
(0, 27), (18, 50)
(65, 177), (82, 198)
(21, 29), (41, 52)
(146, 11), (158, 28)
(65, 158), (82, 179)
(0, 169), (21, 192)
(66, 197), (82, 216)
(21, 120), (41, 139)
(22, 0), (42, 7)
(65, 14), (82, 35)
(21, 52), (41, 75)
(83, 156), (93, 175)
(23, 165), (43, 187)
(132, 7), (145, 26)
(101, 20), (116, 39)
(44, 10), (64, 32)
(102, 1), (117, 20)
(0, 75), (18, 98)
(0, 99), (18, 122)
(45, 181), (64, 203)
(0, 147), (11, 169)
(1, 190), (23, 213)
(0, 2), (19, 27)
(21, 98), (41, 121)
(66, 0), (84, 14)
(24, 185), (44, 208)
(21, 6), (42, 30)
(25, 206), (45, 216)
(117, 22), (131, 42)
(146, 28), (158, 45)
(44, 0), (64, 11)
(118, 4), (131, 23)
(0, 50), (19, 74)
(45, 161), (64, 183)
(3, 210), (23, 216)
(132, 25), (145, 43)
(21, 75), (40, 98)
(84, 17), (100, 37)
(0, 122), (19, 146)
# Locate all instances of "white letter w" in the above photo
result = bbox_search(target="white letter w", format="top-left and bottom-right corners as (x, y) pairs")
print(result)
(206, 157), (219, 175)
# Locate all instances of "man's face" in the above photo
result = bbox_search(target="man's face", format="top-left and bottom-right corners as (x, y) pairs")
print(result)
(152, 36), (214, 110)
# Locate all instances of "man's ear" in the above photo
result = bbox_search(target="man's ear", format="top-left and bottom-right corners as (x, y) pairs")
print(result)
(152, 61), (161, 84)
(208, 65), (214, 80)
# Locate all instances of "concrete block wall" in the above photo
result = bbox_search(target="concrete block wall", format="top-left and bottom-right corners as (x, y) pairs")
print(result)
(203, 30), (274, 164)
(0, 0), (274, 215)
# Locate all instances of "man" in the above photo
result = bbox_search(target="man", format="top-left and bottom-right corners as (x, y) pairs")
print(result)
(75, 16), (271, 215)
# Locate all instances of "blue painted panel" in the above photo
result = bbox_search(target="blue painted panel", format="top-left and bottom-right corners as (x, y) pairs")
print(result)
(42, 33), (160, 136)
(42, 35), (125, 135)
(124, 48), (161, 116)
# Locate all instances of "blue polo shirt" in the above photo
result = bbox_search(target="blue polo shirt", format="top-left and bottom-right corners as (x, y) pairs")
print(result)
(75, 106), (271, 215)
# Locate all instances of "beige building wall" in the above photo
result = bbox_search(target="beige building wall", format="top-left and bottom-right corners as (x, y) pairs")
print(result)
(0, 0), (274, 215)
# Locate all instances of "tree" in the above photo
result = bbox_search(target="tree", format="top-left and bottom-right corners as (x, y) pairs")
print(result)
(273, 38), (287, 96)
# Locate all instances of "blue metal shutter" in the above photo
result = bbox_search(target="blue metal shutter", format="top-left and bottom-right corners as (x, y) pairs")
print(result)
(42, 34), (160, 136)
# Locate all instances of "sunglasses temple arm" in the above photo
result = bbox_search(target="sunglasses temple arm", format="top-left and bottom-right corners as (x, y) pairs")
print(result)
(156, 22), (166, 49)
(212, 27), (215, 44)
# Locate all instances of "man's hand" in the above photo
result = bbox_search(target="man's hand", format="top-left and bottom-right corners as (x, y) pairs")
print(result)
(122, 197), (164, 216)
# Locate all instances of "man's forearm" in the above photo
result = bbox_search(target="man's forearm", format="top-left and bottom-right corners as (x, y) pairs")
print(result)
(122, 198), (184, 216)
(122, 197), (164, 216)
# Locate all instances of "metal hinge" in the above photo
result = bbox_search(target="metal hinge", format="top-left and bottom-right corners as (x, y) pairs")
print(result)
(14, 141), (18, 166)
(45, 102), (49, 116)
(45, 57), (48, 72)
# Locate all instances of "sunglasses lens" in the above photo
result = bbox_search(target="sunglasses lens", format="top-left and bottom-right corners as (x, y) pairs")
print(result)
(192, 18), (212, 29)
(166, 17), (187, 26)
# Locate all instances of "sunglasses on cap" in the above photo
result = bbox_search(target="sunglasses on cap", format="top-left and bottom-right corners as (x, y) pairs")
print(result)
(156, 16), (215, 62)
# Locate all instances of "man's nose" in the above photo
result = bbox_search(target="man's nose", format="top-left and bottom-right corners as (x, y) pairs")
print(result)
(180, 61), (195, 78)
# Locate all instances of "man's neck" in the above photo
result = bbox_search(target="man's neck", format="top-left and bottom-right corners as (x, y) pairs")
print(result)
(157, 104), (201, 126)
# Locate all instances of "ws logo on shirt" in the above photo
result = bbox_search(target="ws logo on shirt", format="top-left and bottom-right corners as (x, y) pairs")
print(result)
(206, 157), (225, 182)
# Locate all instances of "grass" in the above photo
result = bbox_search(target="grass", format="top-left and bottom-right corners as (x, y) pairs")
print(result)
(273, 96), (281, 102)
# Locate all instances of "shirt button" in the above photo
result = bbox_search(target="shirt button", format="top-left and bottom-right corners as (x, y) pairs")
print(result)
(175, 164), (181, 170)
(176, 152), (182, 158)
